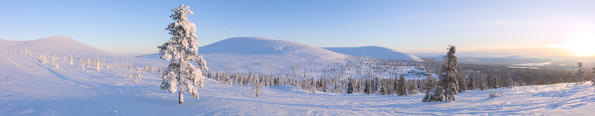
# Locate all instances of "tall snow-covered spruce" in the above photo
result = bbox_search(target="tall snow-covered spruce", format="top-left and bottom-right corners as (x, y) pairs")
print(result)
(158, 4), (208, 104)
(423, 45), (459, 102)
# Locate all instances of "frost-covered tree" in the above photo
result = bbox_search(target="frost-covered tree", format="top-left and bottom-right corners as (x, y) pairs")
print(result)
(51, 55), (56, 64)
(252, 79), (262, 97)
(159, 4), (209, 104)
(39, 55), (47, 64)
(81, 62), (86, 70)
(424, 45), (459, 102)
(592, 67), (595, 86)
(86, 58), (91, 68)
(347, 77), (354, 94)
(95, 58), (101, 72)
(135, 67), (142, 83)
(577, 62), (585, 84)
(424, 73), (435, 93)
(467, 72), (476, 90)
(457, 73), (467, 93)
(408, 80), (418, 94)
(397, 74), (407, 96)
(69, 55), (74, 66)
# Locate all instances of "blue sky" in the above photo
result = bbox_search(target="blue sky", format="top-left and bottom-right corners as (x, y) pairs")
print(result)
(0, 0), (594, 56)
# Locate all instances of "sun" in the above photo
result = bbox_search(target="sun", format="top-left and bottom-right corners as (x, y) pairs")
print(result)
(562, 31), (595, 57)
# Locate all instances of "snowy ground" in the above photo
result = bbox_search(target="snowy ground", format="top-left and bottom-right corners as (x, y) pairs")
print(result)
(2, 51), (595, 116)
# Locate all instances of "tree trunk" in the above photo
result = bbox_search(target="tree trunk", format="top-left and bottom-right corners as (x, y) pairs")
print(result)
(178, 57), (184, 104)
(178, 89), (184, 104)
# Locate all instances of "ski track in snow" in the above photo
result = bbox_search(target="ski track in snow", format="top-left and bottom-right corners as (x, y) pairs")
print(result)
(2, 55), (22, 68)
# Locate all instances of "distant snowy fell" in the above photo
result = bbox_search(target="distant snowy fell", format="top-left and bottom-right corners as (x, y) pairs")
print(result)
(324, 46), (422, 61)
(138, 37), (422, 72)
(1, 36), (108, 56)
(140, 37), (348, 72)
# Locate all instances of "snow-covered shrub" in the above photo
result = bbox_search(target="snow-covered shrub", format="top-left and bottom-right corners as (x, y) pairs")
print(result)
(135, 68), (142, 83)
(488, 91), (503, 98)
(423, 91), (445, 102)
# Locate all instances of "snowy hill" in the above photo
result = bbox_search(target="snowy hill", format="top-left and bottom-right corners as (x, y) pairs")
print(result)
(2, 36), (108, 56)
(200, 37), (342, 56)
(324, 46), (422, 61)
(140, 37), (347, 73)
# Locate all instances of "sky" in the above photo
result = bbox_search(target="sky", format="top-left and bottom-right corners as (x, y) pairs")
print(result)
(0, 0), (594, 56)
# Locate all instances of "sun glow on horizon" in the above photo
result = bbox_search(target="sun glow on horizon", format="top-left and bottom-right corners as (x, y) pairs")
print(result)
(560, 31), (595, 57)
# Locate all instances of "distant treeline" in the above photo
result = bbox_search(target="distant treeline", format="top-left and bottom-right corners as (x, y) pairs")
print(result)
(204, 57), (591, 96)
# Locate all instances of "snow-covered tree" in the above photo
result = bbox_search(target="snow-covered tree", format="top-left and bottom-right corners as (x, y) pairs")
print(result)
(408, 80), (418, 94)
(397, 74), (407, 96)
(135, 67), (142, 83)
(95, 58), (101, 72)
(592, 67), (595, 86)
(347, 77), (354, 94)
(424, 45), (459, 102)
(81, 63), (86, 70)
(577, 62), (585, 84)
(159, 4), (208, 104)
(69, 55), (74, 66)
(50, 55), (56, 64)
(86, 58), (91, 68)
(252, 79), (262, 97)
(423, 73), (435, 93)
(457, 73), (467, 92)
(38, 55), (47, 64)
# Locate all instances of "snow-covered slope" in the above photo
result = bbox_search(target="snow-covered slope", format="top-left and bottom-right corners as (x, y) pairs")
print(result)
(140, 37), (347, 73)
(2, 36), (108, 56)
(200, 37), (341, 56)
(324, 46), (422, 61)
(2, 52), (594, 115)
(2, 46), (595, 115)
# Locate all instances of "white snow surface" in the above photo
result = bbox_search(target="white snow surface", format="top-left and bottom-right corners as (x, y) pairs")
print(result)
(324, 46), (422, 61)
(2, 50), (595, 115)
